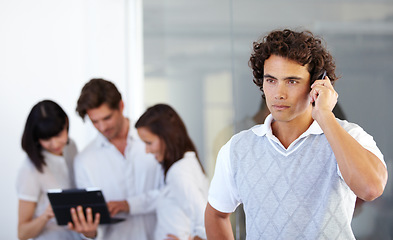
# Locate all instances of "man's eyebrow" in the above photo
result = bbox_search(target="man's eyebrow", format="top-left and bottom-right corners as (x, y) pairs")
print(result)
(285, 76), (302, 80)
(263, 74), (302, 80)
(103, 113), (113, 120)
(263, 74), (276, 79)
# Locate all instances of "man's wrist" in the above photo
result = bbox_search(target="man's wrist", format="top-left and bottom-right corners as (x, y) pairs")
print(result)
(314, 109), (335, 123)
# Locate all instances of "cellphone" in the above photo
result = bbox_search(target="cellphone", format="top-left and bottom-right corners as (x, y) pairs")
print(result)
(312, 70), (327, 106)
(319, 70), (327, 80)
(318, 70), (334, 85)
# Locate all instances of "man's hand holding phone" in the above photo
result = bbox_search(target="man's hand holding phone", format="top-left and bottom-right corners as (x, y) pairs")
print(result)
(310, 74), (338, 121)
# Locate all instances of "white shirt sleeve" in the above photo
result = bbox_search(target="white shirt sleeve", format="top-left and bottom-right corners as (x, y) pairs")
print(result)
(208, 138), (241, 213)
(126, 147), (163, 215)
(346, 123), (385, 166)
(127, 189), (161, 215)
(336, 119), (386, 178)
(16, 160), (40, 202)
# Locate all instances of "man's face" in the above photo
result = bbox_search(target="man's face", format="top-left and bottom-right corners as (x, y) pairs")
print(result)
(86, 102), (124, 140)
(263, 55), (312, 124)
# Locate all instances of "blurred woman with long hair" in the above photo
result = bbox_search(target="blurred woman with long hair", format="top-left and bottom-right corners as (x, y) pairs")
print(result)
(136, 104), (208, 240)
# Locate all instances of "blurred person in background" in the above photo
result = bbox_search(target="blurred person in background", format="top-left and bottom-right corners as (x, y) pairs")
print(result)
(17, 100), (98, 240)
(75, 79), (162, 240)
(136, 104), (208, 240)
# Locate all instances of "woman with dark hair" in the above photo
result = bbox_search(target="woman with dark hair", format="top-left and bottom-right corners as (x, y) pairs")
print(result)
(17, 100), (98, 240)
(136, 104), (208, 240)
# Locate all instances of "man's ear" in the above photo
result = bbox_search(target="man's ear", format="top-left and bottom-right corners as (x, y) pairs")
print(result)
(119, 100), (124, 112)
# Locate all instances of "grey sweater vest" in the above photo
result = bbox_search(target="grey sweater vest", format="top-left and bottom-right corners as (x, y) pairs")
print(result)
(230, 129), (356, 239)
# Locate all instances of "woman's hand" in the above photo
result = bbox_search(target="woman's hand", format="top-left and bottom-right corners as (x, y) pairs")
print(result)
(42, 205), (55, 220)
(68, 206), (100, 239)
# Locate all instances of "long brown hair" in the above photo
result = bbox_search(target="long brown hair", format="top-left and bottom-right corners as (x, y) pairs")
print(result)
(135, 104), (204, 177)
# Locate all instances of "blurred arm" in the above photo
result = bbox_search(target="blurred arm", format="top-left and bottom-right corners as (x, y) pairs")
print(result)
(18, 200), (53, 240)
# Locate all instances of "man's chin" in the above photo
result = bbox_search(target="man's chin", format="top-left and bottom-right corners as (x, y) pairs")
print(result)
(271, 112), (289, 121)
(102, 131), (114, 139)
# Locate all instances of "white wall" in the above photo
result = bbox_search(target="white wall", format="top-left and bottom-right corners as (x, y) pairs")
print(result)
(0, 0), (142, 238)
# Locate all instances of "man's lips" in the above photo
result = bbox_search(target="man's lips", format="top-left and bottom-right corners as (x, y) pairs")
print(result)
(103, 129), (112, 136)
(272, 105), (290, 110)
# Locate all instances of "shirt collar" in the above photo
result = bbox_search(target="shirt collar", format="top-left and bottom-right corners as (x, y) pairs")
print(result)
(42, 149), (64, 161)
(184, 151), (196, 158)
(252, 114), (324, 138)
(96, 122), (135, 148)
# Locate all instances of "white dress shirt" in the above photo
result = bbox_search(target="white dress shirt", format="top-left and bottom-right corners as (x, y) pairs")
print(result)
(155, 152), (209, 240)
(74, 128), (162, 240)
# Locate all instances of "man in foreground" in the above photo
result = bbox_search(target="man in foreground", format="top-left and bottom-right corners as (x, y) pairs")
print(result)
(205, 29), (387, 239)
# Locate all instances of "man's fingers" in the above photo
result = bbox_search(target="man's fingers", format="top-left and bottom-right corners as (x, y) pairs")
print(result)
(310, 88), (319, 103)
(110, 208), (118, 217)
(107, 201), (129, 216)
(107, 203), (113, 215)
(312, 77), (333, 90)
(108, 202), (118, 216)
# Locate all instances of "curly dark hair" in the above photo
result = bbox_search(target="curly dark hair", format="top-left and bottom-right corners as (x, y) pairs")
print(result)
(249, 29), (338, 97)
(76, 78), (122, 119)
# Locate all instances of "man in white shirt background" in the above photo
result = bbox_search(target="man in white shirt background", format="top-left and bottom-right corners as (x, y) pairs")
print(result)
(74, 78), (162, 240)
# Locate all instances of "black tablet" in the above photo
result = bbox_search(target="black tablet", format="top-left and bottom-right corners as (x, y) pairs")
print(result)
(47, 188), (125, 225)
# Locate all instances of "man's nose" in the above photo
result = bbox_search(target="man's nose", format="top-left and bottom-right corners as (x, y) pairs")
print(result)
(96, 121), (107, 132)
(275, 82), (287, 100)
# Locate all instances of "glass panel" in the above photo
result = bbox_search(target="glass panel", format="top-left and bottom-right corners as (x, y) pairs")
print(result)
(143, 0), (234, 179)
